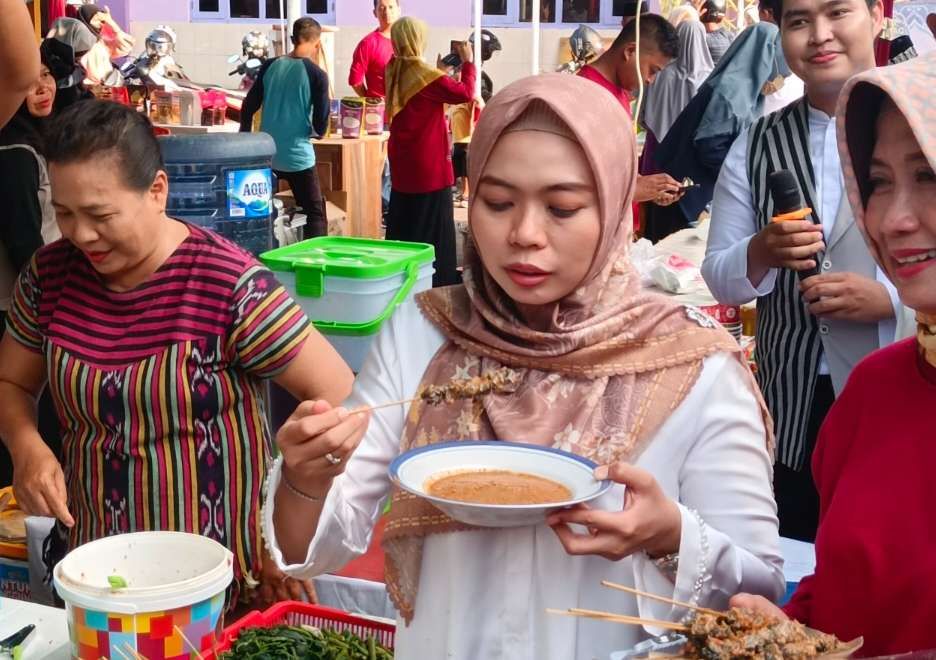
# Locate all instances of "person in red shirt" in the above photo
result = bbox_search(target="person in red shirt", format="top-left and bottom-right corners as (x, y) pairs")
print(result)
(348, 0), (399, 98)
(385, 17), (474, 288)
(731, 53), (936, 657)
(578, 14), (684, 214)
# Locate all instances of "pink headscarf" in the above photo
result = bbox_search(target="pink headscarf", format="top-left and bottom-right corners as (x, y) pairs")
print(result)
(382, 73), (770, 623)
(837, 52), (936, 363)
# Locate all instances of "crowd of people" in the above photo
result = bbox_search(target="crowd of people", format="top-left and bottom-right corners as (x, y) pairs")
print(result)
(0, 0), (935, 656)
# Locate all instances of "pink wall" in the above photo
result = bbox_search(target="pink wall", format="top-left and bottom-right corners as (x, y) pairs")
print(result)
(337, 1), (472, 27)
(102, 0), (129, 29)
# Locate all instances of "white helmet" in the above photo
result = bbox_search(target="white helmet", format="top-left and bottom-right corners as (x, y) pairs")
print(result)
(145, 25), (177, 58)
(242, 30), (270, 60)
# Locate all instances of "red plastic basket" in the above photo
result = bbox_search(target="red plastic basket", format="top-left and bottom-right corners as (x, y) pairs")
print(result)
(205, 601), (395, 658)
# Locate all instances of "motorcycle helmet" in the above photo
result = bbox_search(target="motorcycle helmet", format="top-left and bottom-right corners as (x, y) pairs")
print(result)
(145, 25), (177, 59)
(701, 0), (727, 23)
(468, 29), (502, 63)
(242, 30), (270, 60)
(568, 24), (604, 64)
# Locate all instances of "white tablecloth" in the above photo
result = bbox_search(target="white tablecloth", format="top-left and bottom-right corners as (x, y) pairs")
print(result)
(0, 598), (70, 659)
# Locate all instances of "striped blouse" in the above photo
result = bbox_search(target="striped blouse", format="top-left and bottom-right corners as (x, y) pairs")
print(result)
(6, 224), (311, 594)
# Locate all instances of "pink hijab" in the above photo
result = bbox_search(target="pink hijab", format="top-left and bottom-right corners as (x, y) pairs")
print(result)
(382, 73), (770, 623)
(837, 52), (936, 365)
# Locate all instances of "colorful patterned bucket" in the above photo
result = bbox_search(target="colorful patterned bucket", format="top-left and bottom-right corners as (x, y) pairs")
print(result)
(53, 532), (233, 659)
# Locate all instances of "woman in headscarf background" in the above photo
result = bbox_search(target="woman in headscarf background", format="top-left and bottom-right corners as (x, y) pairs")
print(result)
(640, 19), (713, 243)
(73, 3), (135, 83)
(384, 17), (476, 288)
(731, 52), (936, 656)
(265, 74), (784, 659)
(0, 48), (61, 489)
(667, 4), (700, 27)
(42, 18), (96, 112)
(653, 22), (784, 241)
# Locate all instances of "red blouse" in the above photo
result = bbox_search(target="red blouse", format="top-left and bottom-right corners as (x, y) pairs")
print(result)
(783, 338), (936, 656)
(388, 63), (476, 195)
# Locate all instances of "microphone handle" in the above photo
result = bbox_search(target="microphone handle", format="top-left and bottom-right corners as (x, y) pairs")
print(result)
(795, 210), (822, 280)
(796, 263), (821, 280)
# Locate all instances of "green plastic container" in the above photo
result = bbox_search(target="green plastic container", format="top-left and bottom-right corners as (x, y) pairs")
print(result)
(261, 237), (435, 371)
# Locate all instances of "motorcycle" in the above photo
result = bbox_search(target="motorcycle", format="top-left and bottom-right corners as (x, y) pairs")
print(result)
(228, 30), (271, 91)
(120, 25), (189, 89)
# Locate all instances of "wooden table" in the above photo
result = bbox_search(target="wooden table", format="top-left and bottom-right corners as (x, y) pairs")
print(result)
(314, 133), (388, 239)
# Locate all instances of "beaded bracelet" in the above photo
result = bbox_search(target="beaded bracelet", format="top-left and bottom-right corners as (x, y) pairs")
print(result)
(281, 472), (324, 503)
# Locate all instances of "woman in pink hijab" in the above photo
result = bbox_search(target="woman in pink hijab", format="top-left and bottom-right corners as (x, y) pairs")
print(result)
(264, 74), (783, 659)
(733, 53), (936, 656)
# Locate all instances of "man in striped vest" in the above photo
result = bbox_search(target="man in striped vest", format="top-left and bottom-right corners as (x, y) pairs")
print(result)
(702, 0), (900, 541)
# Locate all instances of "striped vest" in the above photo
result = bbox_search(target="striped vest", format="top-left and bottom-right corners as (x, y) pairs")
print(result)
(746, 99), (824, 470)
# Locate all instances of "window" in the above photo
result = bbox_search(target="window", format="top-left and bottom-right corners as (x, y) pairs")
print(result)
(484, 0), (622, 26)
(193, 0), (334, 22)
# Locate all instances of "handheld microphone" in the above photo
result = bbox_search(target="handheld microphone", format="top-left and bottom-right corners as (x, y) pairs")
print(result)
(767, 169), (821, 279)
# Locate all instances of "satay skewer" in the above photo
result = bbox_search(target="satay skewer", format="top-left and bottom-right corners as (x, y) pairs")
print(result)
(357, 367), (518, 414)
(546, 608), (688, 632)
(600, 580), (721, 616)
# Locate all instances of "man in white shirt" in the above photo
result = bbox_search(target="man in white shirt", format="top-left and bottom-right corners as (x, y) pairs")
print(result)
(702, 0), (898, 541)
(757, 0), (806, 115)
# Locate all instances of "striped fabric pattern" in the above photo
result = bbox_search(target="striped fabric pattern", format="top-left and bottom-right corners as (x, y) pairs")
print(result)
(746, 98), (824, 470)
(7, 225), (310, 592)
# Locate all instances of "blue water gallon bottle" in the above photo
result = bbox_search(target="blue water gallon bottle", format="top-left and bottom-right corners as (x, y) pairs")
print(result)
(159, 132), (276, 256)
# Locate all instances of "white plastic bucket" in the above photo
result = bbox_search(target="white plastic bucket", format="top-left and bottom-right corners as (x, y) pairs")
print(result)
(53, 531), (233, 659)
(277, 261), (434, 326)
(279, 262), (433, 373)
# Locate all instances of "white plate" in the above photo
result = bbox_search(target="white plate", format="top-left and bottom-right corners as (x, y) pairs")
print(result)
(388, 441), (613, 528)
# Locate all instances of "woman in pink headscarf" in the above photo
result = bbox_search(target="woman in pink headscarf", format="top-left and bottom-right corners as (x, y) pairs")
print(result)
(264, 74), (783, 659)
(732, 53), (936, 657)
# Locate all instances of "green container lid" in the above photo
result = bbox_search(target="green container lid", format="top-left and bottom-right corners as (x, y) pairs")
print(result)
(260, 237), (435, 337)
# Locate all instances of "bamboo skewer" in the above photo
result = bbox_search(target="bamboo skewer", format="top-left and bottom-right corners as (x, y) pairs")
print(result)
(600, 580), (721, 616)
(356, 397), (420, 414)
(175, 626), (205, 660)
(546, 608), (688, 632)
(122, 643), (146, 660)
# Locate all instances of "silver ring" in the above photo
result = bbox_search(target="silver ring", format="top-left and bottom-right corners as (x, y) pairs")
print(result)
(324, 452), (342, 466)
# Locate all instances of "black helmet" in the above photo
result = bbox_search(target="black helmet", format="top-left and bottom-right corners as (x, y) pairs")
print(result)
(469, 29), (502, 62)
(702, 0), (727, 22)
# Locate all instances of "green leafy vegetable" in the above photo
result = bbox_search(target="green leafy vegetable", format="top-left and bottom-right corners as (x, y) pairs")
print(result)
(219, 625), (392, 660)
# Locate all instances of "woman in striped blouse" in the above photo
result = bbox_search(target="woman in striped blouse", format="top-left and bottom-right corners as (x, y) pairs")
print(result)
(0, 100), (353, 608)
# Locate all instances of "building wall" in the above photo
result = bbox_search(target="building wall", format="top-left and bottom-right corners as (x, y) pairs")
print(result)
(126, 0), (628, 94)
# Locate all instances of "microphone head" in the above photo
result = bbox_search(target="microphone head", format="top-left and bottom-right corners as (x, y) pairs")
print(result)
(767, 169), (804, 215)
